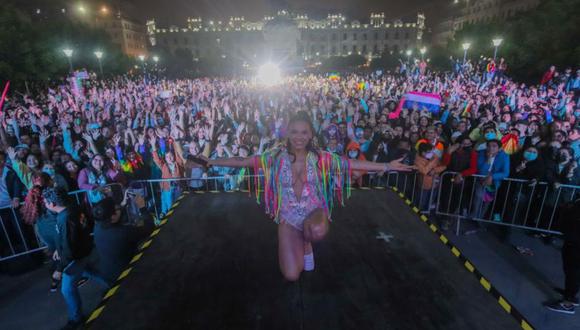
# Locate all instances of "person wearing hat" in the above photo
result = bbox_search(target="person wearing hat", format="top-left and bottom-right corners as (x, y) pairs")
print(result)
(345, 141), (367, 187)
(415, 141), (446, 212)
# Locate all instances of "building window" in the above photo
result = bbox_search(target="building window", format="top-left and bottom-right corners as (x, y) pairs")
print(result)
(343, 33), (347, 40)
(405, 32), (409, 39)
(394, 32), (399, 39)
(374, 32), (378, 40)
(385, 32), (389, 39)
(332, 33), (337, 41)
(352, 45), (357, 53)
(373, 44), (378, 54)
(362, 45), (367, 53)
(310, 45), (315, 54)
(183, 38), (188, 44)
(174, 38), (178, 45)
(363, 33), (367, 40)
(332, 45), (337, 55)
(353, 33), (357, 40)
(342, 45), (347, 53)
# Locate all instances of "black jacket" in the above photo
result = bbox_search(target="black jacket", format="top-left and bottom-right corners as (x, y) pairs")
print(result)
(55, 207), (93, 270)
(510, 153), (546, 181)
(560, 200), (580, 247)
(3, 167), (25, 200)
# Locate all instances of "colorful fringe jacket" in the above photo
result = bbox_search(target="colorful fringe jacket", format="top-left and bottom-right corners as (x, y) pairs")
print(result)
(253, 148), (352, 223)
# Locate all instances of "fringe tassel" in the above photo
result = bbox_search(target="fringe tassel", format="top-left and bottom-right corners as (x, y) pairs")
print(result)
(253, 149), (352, 223)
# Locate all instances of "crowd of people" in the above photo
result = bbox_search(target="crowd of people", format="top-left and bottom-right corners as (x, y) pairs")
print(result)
(1, 58), (580, 325)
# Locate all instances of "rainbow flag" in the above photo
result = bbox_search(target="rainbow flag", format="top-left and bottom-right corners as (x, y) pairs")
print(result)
(461, 102), (472, 117)
(501, 134), (519, 155)
(328, 73), (340, 81)
(402, 92), (441, 114)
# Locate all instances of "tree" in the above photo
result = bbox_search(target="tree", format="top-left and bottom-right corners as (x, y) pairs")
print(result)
(451, 0), (580, 82)
(0, 5), (132, 91)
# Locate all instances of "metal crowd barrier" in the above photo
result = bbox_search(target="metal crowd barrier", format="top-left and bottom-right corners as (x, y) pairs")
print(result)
(433, 172), (575, 235)
(131, 174), (265, 219)
(364, 170), (575, 236)
(4, 169), (577, 263)
(0, 183), (123, 263)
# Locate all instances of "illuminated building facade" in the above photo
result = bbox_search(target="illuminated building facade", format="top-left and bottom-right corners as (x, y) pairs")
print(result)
(148, 10), (425, 65)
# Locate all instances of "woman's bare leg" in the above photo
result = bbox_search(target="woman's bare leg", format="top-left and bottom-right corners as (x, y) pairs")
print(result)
(278, 223), (305, 281)
(303, 208), (329, 243)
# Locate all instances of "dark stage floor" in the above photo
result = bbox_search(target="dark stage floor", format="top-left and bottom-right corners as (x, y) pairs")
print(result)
(89, 190), (519, 330)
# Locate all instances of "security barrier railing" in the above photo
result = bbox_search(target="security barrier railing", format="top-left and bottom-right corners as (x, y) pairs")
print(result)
(2, 170), (575, 263)
(364, 170), (572, 235)
(0, 183), (123, 263)
(433, 172), (572, 235)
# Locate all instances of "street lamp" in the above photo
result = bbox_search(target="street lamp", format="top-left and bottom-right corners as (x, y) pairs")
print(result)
(78, 5), (86, 14)
(152, 56), (159, 74)
(492, 38), (503, 60)
(138, 55), (146, 76)
(462, 42), (471, 64)
(94, 51), (104, 76)
(62, 48), (74, 72)
(420, 47), (427, 60)
(405, 49), (412, 63)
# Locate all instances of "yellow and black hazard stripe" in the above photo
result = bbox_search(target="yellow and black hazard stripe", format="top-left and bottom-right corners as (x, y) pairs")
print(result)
(84, 191), (190, 328)
(386, 186), (534, 330)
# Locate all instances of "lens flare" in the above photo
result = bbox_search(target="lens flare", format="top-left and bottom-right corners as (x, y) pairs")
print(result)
(257, 63), (282, 86)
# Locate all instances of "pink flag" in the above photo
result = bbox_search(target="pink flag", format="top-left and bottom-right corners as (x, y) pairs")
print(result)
(0, 81), (10, 113)
(388, 96), (406, 120)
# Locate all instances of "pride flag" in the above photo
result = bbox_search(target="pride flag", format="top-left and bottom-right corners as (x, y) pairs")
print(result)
(388, 91), (441, 119)
(402, 92), (441, 114)
(461, 102), (472, 117)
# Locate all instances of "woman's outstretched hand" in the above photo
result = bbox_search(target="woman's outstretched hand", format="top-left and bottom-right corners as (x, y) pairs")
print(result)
(387, 157), (416, 172)
(191, 155), (210, 168)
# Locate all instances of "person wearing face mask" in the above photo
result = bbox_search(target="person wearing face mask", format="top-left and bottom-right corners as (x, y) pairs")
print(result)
(42, 163), (69, 191)
(439, 136), (478, 228)
(502, 146), (546, 227)
(512, 146), (545, 182)
(470, 140), (510, 221)
(345, 141), (367, 187)
(474, 125), (503, 152)
(545, 148), (580, 219)
(415, 142), (446, 212)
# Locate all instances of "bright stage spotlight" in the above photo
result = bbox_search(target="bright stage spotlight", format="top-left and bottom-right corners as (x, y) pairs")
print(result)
(257, 63), (282, 86)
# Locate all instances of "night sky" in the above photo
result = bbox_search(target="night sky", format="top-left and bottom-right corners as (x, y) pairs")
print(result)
(123, 0), (451, 26)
